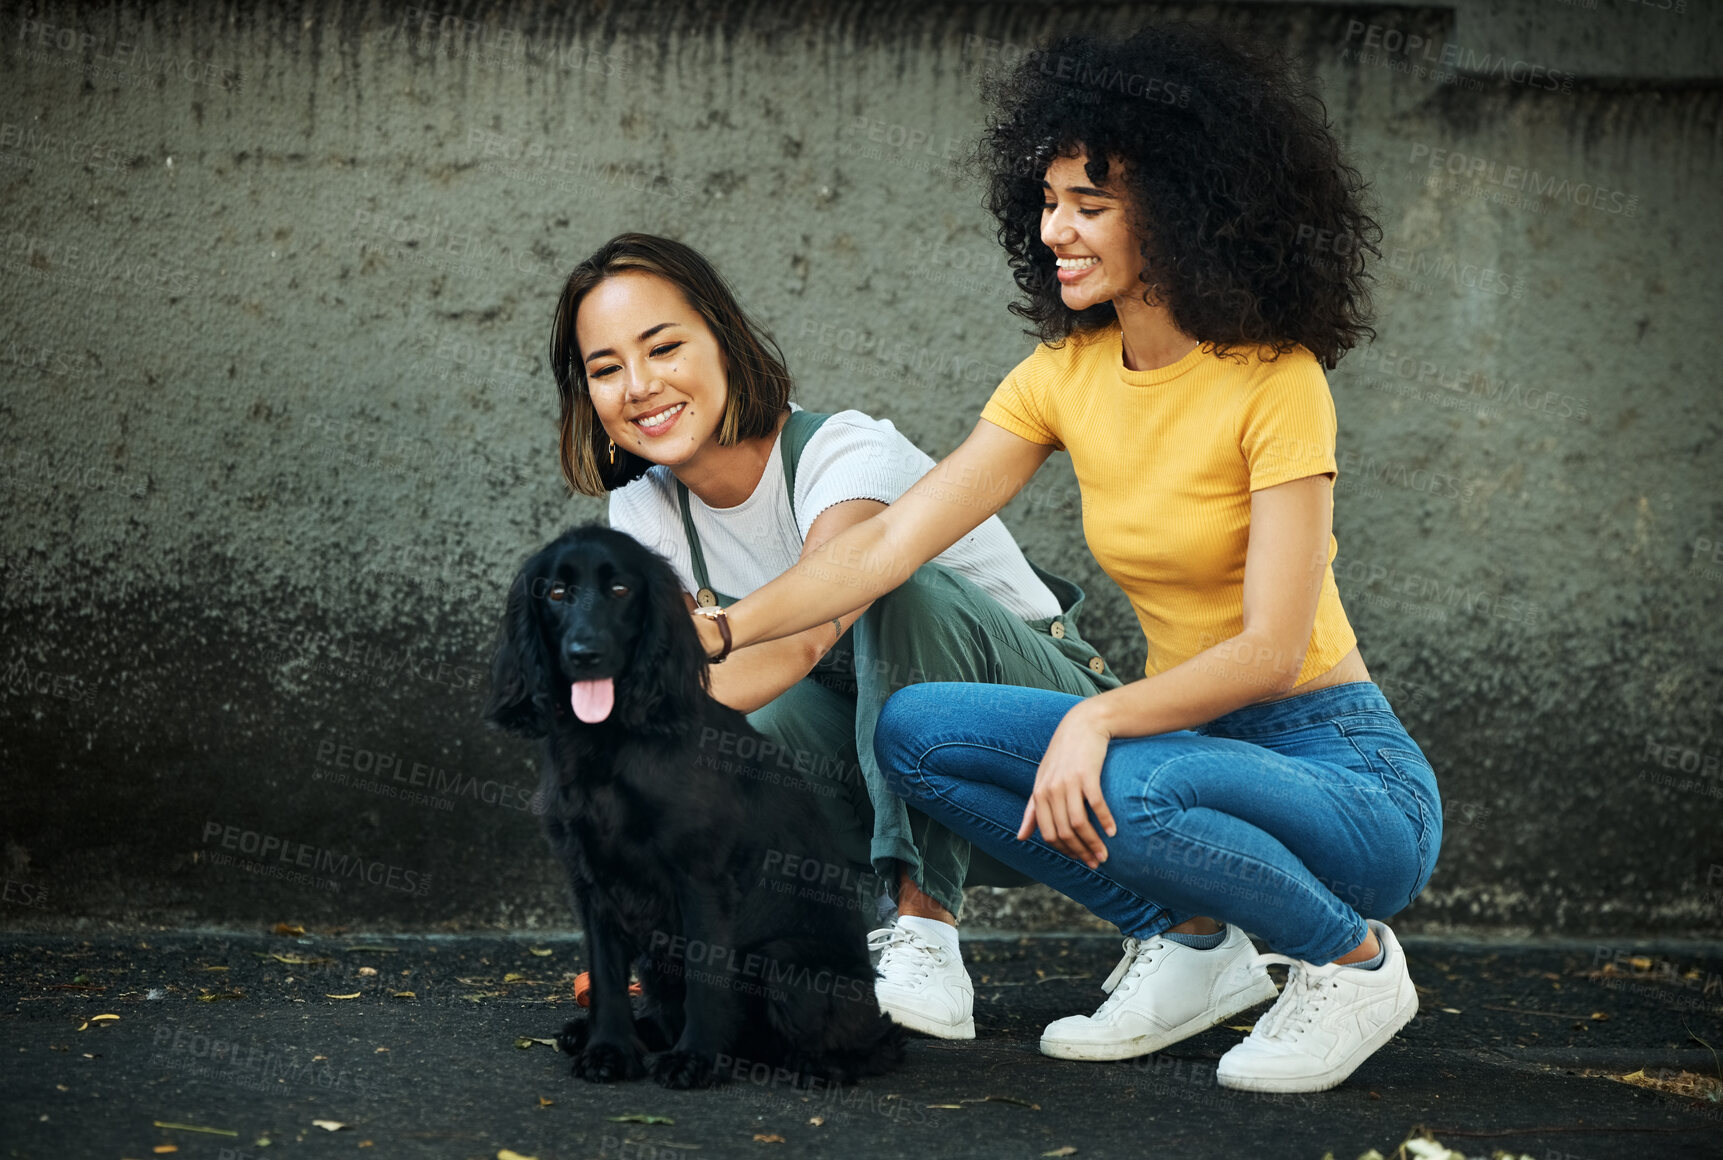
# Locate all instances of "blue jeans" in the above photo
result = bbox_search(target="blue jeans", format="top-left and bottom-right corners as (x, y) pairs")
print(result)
(875, 681), (1441, 964)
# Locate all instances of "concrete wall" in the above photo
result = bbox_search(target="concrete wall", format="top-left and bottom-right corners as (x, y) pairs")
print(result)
(2, 0), (1719, 937)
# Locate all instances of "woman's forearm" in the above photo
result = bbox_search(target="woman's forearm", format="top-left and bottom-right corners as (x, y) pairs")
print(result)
(724, 510), (915, 649)
(1076, 629), (1307, 741)
(707, 601), (873, 713)
(706, 627), (827, 714)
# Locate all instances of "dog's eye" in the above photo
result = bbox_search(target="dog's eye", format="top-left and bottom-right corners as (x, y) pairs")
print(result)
(610, 584), (630, 598)
(547, 583), (568, 602)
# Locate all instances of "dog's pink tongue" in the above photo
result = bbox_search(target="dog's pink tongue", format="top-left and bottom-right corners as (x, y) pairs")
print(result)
(570, 679), (615, 724)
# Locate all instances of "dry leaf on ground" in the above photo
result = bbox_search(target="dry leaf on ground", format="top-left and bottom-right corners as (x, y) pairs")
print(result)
(959, 1095), (1039, 1110)
(150, 1122), (237, 1137)
(1610, 1067), (1723, 1101)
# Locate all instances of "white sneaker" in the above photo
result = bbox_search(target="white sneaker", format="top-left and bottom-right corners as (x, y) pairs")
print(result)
(1039, 925), (1278, 1061)
(867, 923), (975, 1039)
(1216, 919), (1419, 1093)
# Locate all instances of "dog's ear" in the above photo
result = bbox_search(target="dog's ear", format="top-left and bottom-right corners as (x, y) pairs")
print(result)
(615, 545), (709, 735)
(484, 569), (553, 738)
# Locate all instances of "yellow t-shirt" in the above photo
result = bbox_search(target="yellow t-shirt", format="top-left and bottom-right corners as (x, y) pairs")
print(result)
(980, 324), (1356, 684)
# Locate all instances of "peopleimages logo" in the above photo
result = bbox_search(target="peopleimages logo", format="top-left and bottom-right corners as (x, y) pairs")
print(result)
(1, 226), (198, 297)
(646, 931), (873, 1005)
(17, 18), (245, 90)
(0, 122), (124, 171)
(313, 739), (534, 811)
(1333, 560), (1541, 626)
(1340, 21), (1575, 92)
(1352, 347), (1589, 422)
(1382, 248), (1524, 298)
(1336, 448), (1475, 501)
(200, 821), (431, 895)
(1408, 145), (1638, 217)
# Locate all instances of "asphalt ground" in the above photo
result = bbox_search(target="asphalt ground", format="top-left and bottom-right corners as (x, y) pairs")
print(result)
(2, 930), (1721, 1160)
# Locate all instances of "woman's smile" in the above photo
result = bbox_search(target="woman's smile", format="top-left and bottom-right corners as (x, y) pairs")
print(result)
(1055, 255), (1101, 284)
(632, 400), (687, 436)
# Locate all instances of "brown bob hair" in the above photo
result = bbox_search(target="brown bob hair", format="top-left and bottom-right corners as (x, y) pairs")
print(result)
(548, 233), (795, 496)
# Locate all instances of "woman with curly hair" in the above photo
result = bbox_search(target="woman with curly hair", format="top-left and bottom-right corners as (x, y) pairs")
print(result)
(692, 22), (1441, 1092)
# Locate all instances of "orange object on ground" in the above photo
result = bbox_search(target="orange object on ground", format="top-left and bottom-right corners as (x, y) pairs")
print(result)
(573, 971), (644, 1007)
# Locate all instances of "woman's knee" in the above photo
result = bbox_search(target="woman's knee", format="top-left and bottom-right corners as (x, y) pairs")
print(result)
(748, 677), (845, 746)
(864, 568), (985, 666)
(867, 565), (952, 621)
(744, 697), (806, 759)
(874, 685), (950, 800)
(1104, 745), (1214, 821)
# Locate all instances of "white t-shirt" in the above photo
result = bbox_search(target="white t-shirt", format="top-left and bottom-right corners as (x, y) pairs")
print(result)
(607, 404), (1062, 621)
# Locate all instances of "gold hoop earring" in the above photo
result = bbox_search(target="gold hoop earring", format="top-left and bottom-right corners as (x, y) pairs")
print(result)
(608, 439), (616, 465)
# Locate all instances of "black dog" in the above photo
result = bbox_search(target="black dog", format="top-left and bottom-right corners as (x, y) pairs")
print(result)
(485, 525), (904, 1090)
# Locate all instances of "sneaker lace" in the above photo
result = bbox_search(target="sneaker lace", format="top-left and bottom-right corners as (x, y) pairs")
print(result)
(1091, 937), (1164, 1017)
(1248, 953), (1344, 1040)
(867, 925), (948, 984)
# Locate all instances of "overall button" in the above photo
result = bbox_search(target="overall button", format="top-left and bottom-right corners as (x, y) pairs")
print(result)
(1088, 656), (1106, 673)
(696, 587), (718, 607)
(1050, 621), (1067, 639)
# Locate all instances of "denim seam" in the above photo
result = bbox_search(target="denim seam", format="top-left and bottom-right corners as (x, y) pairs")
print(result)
(1375, 748), (1435, 830)
(903, 740), (1171, 938)
(1335, 723), (1392, 794)
(1376, 748), (1440, 905)
(1202, 682), (1393, 736)
(1205, 712), (1396, 744)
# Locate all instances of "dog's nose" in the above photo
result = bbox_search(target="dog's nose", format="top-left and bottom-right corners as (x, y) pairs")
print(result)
(562, 642), (605, 672)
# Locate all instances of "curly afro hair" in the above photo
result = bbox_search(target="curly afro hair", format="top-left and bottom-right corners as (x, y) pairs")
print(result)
(978, 22), (1380, 368)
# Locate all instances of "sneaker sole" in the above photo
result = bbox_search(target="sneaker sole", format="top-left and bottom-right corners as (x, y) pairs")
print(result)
(1038, 972), (1280, 1062)
(880, 1003), (976, 1040)
(1215, 989), (1419, 1093)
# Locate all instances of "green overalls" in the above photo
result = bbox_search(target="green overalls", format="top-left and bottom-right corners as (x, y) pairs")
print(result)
(676, 410), (1123, 919)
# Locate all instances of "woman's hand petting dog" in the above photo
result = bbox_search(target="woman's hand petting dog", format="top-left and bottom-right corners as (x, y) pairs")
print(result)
(484, 525), (904, 1089)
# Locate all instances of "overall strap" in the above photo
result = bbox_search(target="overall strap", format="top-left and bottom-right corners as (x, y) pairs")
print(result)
(778, 409), (833, 524)
(676, 409), (834, 607)
(675, 483), (719, 604)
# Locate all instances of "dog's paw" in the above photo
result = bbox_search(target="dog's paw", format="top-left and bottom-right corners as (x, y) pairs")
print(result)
(555, 1019), (590, 1056)
(651, 1048), (722, 1090)
(570, 1040), (645, 1084)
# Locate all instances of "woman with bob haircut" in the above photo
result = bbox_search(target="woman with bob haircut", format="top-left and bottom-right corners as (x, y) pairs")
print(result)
(550, 232), (1125, 1040)
(691, 23), (1441, 1093)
